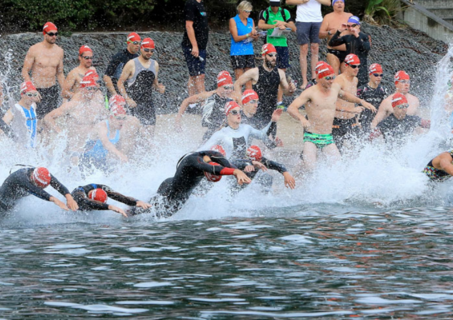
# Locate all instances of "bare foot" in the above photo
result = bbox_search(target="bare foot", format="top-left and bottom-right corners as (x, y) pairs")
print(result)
(300, 80), (308, 89)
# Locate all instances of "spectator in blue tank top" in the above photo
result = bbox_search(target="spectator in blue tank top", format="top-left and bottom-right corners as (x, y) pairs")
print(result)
(229, 1), (259, 90)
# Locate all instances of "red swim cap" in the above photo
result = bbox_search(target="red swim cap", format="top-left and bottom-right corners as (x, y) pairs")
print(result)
(141, 38), (155, 49)
(109, 94), (126, 108)
(111, 104), (127, 117)
(394, 71), (410, 84)
(20, 81), (37, 94)
(88, 189), (108, 203)
(31, 167), (51, 188)
(79, 45), (92, 56)
(211, 145), (226, 157)
(84, 70), (99, 79)
(127, 32), (141, 43)
(43, 22), (57, 35)
(369, 63), (383, 74)
(225, 101), (240, 116)
(80, 74), (97, 88)
(315, 61), (335, 79)
(242, 89), (259, 104)
(344, 54), (360, 65)
(247, 145), (262, 161)
(204, 162), (222, 182)
(261, 43), (277, 56)
(217, 71), (233, 88)
(391, 92), (408, 108)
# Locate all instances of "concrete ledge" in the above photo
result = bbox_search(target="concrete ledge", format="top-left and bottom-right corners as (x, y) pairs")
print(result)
(401, 0), (453, 43)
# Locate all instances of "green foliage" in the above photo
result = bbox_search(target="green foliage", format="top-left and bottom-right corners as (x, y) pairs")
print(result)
(364, 0), (403, 24)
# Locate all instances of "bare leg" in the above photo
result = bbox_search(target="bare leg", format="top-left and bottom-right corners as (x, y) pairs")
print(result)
(277, 68), (286, 104)
(310, 43), (319, 81)
(302, 141), (318, 172)
(299, 44), (309, 89)
(244, 68), (252, 90)
(327, 53), (340, 75)
(194, 74), (206, 94)
(188, 76), (196, 96)
(322, 143), (341, 165)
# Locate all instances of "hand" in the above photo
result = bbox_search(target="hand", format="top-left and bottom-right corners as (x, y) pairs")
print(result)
(126, 98), (137, 108)
(108, 204), (127, 218)
(301, 119), (312, 131)
(65, 195), (79, 211)
(288, 81), (296, 93)
(271, 108), (283, 122)
(136, 200), (152, 209)
(36, 91), (42, 103)
(368, 128), (382, 141)
(353, 106), (364, 114)
(351, 28), (359, 37)
(157, 83), (165, 94)
(274, 136), (284, 147)
(50, 196), (69, 211)
(244, 165), (255, 172)
(233, 169), (252, 185)
(361, 100), (377, 113)
(191, 46), (199, 58)
(274, 21), (286, 29)
(283, 172), (296, 189)
(252, 161), (268, 171)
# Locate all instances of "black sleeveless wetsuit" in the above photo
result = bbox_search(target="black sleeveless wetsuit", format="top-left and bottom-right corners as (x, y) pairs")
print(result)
(71, 184), (138, 211)
(357, 83), (389, 133)
(201, 94), (232, 141)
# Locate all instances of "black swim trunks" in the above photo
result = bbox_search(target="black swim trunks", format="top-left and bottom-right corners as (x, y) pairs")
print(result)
(327, 49), (347, 64)
(36, 85), (60, 119)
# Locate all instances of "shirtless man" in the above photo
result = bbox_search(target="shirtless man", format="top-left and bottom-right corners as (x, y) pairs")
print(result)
(287, 61), (375, 171)
(378, 70), (420, 116)
(44, 74), (107, 163)
(332, 54), (372, 152)
(22, 22), (65, 120)
(318, 0), (352, 75)
(62, 45), (96, 100)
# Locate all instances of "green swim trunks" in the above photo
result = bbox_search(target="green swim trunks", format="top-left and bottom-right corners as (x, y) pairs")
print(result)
(303, 132), (335, 149)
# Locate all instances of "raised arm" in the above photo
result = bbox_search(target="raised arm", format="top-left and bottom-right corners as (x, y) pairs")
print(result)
(339, 90), (376, 112)
(234, 68), (259, 100)
(328, 31), (346, 47)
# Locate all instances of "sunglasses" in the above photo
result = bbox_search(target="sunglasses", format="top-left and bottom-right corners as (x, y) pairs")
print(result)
(372, 73), (383, 77)
(399, 80), (411, 84)
(143, 48), (155, 53)
(347, 24), (357, 28)
(324, 75), (336, 80)
(86, 87), (99, 91)
(347, 64), (360, 69)
(47, 32), (58, 37)
(129, 41), (140, 45)
(25, 92), (38, 97)
(244, 10), (252, 13)
(223, 85), (234, 90)
(229, 110), (241, 116)
(115, 116), (127, 120)
(396, 103), (409, 109)
(247, 99), (259, 104)
(82, 56), (93, 60)
(267, 53), (277, 57)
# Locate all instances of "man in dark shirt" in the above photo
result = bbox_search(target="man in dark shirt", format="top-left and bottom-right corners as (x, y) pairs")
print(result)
(182, 0), (209, 97)
(103, 32), (141, 97)
(71, 184), (151, 217)
(0, 167), (78, 215)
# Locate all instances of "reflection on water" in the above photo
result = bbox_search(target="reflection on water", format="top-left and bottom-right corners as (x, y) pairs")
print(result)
(1, 208), (453, 318)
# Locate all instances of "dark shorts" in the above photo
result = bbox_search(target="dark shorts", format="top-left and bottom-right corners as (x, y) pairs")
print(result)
(296, 22), (322, 45)
(182, 46), (206, 77)
(36, 85), (60, 119)
(275, 46), (290, 69)
(129, 101), (156, 126)
(230, 55), (255, 70)
(327, 48), (348, 64)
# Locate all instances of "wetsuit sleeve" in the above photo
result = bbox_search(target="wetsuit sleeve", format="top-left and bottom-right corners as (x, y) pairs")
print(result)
(18, 173), (53, 201)
(328, 31), (345, 47)
(358, 33), (370, 53)
(49, 175), (70, 196)
(203, 151), (238, 170)
(104, 53), (121, 77)
(262, 157), (288, 174)
(72, 189), (109, 210)
(102, 186), (138, 207)
(194, 154), (235, 175)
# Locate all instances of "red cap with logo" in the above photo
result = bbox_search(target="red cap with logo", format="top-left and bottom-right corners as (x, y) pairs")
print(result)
(315, 61), (335, 79)
(211, 145), (226, 157)
(261, 43), (277, 56)
(43, 22), (57, 35)
(391, 92), (408, 108)
(242, 90), (259, 104)
(80, 74), (97, 88)
(20, 81), (37, 94)
(394, 71), (410, 84)
(110, 95), (127, 116)
(84, 70), (99, 79)
(79, 45), (93, 56)
(247, 145), (262, 161)
(344, 54), (360, 66)
(88, 189), (108, 203)
(369, 63), (383, 74)
(31, 167), (51, 188)
(141, 38), (155, 49)
(204, 162), (222, 182)
(217, 71), (233, 88)
(127, 32), (141, 43)
(225, 101), (240, 116)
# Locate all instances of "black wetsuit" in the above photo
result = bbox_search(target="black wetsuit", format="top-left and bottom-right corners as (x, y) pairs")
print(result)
(377, 114), (422, 142)
(253, 65), (280, 138)
(357, 83), (389, 133)
(0, 168), (70, 215)
(71, 184), (138, 211)
(201, 94), (232, 141)
(104, 49), (139, 96)
(332, 117), (360, 153)
(329, 31), (371, 87)
(130, 150), (235, 217)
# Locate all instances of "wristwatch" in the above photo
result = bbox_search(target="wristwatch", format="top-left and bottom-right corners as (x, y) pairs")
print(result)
(327, 30), (331, 36)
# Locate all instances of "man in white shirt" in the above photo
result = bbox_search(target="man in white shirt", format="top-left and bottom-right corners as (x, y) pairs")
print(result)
(287, 0), (331, 89)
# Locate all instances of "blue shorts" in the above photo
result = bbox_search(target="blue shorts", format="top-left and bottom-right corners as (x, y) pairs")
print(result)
(275, 46), (290, 69)
(296, 22), (322, 45)
(182, 46), (206, 76)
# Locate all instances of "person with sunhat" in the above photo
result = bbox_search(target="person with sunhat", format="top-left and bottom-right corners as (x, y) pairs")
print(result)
(328, 15), (371, 86)
(287, 61), (375, 171)
(104, 32), (141, 97)
(0, 166), (78, 216)
(62, 45), (97, 100)
(118, 37), (165, 140)
(22, 22), (65, 119)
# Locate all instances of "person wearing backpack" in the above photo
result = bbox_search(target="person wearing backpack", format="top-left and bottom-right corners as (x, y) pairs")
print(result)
(258, 0), (296, 109)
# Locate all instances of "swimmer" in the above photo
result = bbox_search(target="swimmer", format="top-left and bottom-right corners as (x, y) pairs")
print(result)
(128, 150), (251, 217)
(423, 150), (453, 182)
(0, 167), (78, 215)
(62, 45), (96, 100)
(71, 184), (151, 217)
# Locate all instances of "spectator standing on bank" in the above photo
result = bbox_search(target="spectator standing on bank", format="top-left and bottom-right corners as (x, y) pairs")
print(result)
(229, 1), (259, 90)
(103, 33), (141, 97)
(258, 0), (296, 108)
(328, 16), (370, 87)
(182, 0), (209, 98)
(286, 0), (331, 89)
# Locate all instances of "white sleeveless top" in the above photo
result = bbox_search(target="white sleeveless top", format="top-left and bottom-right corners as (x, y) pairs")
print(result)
(296, 0), (323, 23)
(11, 103), (38, 148)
